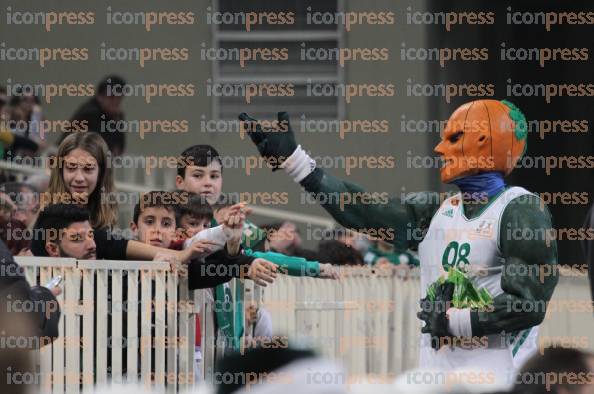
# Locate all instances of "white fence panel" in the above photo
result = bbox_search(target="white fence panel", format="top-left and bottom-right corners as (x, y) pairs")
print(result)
(166, 269), (178, 394)
(262, 267), (594, 378)
(14, 257), (205, 393)
(126, 270), (139, 384)
(12, 258), (594, 391)
(82, 268), (95, 387)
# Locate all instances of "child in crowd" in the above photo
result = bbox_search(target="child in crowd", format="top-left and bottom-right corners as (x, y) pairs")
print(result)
(130, 191), (277, 288)
(329, 229), (415, 278)
(175, 145), (339, 357)
(259, 221), (304, 256)
(0, 182), (40, 228)
(175, 145), (337, 278)
(175, 191), (338, 366)
(46, 132), (117, 229)
(38, 133), (212, 264)
(132, 191), (278, 376)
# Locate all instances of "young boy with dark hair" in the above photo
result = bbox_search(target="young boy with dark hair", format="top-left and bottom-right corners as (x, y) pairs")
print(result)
(131, 191), (179, 249)
(175, 192), (213, 239)
(177, 146), (337, 277)
(176, 145), (338, 357)
(130, 191), (277, 289)
(176, 145), (223, 206)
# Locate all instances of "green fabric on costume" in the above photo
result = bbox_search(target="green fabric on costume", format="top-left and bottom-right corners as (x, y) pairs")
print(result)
(300, 169), (558, 337)
(241, 109), (559, 346)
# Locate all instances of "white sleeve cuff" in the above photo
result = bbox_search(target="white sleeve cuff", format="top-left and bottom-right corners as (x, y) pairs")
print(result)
(280, 145), (316, 183)
(183, 225), (229, 252)
(447, 308), (472, 337)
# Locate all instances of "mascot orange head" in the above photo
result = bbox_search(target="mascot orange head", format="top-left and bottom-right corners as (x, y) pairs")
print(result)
(434, 100), (528, 183)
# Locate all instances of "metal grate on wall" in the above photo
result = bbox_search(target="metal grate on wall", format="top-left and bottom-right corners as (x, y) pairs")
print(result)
(211, 0), (345, 123)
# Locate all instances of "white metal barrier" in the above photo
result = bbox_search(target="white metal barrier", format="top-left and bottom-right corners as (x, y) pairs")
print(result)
(260, 267), (420, 377)
(260, 266), (594, 377)
(14, 258), (593, 392)
(15, 257), (209, 393)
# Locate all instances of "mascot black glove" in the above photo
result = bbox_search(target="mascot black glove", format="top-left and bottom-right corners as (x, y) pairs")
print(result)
(239, 112), (316, 182)
(417, 281), (455, 350)
(238, 111), (297, 170)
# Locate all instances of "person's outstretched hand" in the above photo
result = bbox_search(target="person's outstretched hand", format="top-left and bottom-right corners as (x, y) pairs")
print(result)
(247, 258), (278, 287)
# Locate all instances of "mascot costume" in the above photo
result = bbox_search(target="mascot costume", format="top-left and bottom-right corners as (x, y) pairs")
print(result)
(239, 99), (558, 386)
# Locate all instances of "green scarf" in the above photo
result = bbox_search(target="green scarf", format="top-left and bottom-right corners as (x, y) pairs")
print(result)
(214, 281), (244, 352)
(212, 219), (267, 352)
(244, 250), (320, 277)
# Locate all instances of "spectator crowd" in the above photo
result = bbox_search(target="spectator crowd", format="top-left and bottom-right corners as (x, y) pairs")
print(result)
(1, 76), (593, 394)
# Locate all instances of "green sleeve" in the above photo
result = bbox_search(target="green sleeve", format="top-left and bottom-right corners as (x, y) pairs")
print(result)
(244, 249), (320, 277)
(471, 195), (559, 336)
(300, 168), (440, 250)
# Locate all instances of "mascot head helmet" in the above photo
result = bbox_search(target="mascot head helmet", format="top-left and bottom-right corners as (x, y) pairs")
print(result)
(434, 99), (528, 183)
